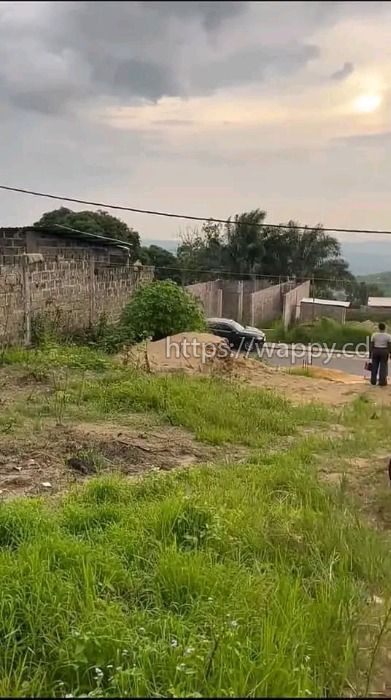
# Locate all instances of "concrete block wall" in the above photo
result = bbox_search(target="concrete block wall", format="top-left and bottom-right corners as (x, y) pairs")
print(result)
(282, 280), (311, 329)
(220, 280), (243, 320)
(186, 277), (314, 328)
(0, 257), (154, 345)
(94, 264), (153, 322)
(300, 301), (347, 323)
(0, 228), (28, 264)
(0, 264), (25, 343)
(185, 280), (223, 317)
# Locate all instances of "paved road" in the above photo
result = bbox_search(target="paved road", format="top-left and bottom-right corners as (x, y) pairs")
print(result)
(258, 344), (368, 376)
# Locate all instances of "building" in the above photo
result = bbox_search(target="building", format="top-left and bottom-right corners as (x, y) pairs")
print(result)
(300, 297), (350, 324)
(0, 226), (133, 265)
(0, 227), (153, 345)
(368, 297), (391, 309)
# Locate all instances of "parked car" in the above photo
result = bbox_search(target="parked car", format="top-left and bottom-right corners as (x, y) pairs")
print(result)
(206, 317), (266, 352)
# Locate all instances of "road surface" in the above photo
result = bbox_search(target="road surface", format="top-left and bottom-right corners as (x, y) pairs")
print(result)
(258, 344), (368, 376)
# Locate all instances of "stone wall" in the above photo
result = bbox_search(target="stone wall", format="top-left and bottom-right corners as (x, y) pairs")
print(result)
(282, 281), (311, 329)
(0, 256), (154, 345)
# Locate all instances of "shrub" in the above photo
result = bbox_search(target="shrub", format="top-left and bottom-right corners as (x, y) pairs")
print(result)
(121, 280), (206, 341)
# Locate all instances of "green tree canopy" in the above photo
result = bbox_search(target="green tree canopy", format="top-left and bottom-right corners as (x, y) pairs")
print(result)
(34, 207), (140, 258)
(177, 211), (354, 290)
(139, 245), (181, 283)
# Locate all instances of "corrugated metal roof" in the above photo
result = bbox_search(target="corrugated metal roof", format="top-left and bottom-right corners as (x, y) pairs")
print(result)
(368, 296), (391, 307)
(300, 297), (350, 308)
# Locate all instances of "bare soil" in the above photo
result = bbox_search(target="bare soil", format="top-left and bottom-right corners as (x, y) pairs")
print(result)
(0, 418), (251, 500)
(121, 334), (391, 407)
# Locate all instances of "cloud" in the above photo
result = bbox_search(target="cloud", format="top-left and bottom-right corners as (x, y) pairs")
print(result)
(330, 61), (354, 81)
(0, 1), (325, 115)
(191, 43), (319, 92)
(0, 1), (250, 113)
(333, 131), (391, 147)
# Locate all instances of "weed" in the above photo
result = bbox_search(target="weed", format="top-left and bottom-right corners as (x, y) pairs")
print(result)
(0, 459), (388, 697)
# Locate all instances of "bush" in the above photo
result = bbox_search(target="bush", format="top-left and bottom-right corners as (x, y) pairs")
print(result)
(121, 280), (206, 341)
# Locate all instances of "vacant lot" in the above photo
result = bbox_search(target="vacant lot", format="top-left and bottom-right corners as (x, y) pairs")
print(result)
(1, 344), (391, 697)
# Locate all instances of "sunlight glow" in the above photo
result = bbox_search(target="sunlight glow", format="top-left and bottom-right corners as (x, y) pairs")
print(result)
(354, 93), (382, 113)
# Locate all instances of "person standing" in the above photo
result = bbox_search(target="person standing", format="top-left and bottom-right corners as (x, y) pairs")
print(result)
(370, 322), (391, 386)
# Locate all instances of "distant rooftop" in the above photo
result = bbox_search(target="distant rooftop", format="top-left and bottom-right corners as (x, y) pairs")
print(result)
(300, 298), (350, 308)
(368, 296), (391, 308)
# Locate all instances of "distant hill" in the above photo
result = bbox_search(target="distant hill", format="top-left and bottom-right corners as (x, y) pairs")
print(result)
(357, 271), (391, 295)
(340, 240), (391, 275)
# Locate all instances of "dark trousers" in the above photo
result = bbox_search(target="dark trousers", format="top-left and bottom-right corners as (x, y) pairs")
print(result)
(371, 348), (389, 386)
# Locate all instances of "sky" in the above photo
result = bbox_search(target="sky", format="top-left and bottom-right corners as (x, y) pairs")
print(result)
(1, 0), (391, 252)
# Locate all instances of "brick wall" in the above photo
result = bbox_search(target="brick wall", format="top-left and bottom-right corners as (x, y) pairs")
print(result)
(0, 257), (154, 345)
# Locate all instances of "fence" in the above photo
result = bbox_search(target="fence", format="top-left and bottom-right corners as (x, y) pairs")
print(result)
(0, 255), (154, 345)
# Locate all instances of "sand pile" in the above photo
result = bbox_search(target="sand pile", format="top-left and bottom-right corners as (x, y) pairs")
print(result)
(121, 333), (363, 388)
(121, 332), (273, 379)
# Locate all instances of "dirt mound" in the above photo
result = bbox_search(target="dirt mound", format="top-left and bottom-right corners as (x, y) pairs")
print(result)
(122, 332), (270, 379)
(120, 333), (390, 406)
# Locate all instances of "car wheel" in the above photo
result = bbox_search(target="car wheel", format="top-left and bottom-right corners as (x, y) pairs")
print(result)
(243, 338), (254, 352)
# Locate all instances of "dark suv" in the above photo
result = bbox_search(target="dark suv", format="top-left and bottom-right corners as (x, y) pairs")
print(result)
(207, 317), (266, 352)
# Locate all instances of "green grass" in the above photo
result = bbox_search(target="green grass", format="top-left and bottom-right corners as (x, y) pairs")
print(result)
(2, 343), (391, 695)
(0, 453), (389, 698)
(37, 371), (328, 447)
(0, 343), (111, 372)
(272, 317), (374, 349)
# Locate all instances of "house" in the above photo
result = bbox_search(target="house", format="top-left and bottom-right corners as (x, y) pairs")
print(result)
(0, 226), (153, 345)
(300, 297), (350, 324)
(368, 297), (391, 309)
(0, 226), (134, 265)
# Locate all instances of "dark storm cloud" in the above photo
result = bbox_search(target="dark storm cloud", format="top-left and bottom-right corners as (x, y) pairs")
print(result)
(330, 61), (354, 81)
(0, 1), (249, 113)
(0, 1), (325, 114)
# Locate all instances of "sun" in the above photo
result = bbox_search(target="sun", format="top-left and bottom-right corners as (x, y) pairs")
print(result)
(354, 93), (382, 114)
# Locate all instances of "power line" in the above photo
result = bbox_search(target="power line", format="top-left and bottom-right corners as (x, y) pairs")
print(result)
(150, 264), (359, 286)
(2, 183), (391, 237)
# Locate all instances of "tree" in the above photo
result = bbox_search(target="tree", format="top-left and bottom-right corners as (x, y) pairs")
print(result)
(139, 245), (181, 283)
(34, 207), (140, 258)
(225, 209), (267, 274)
(121, 280), (206, 341)
(177, 211), (353, 289)
(177, 221), (226, 284)
(347, 281), (384, 308)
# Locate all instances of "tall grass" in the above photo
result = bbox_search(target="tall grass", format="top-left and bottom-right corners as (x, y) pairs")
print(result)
(0, 452), (388, 697)
(272, 317), (373, 349)
(59, 372), (329, 447)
